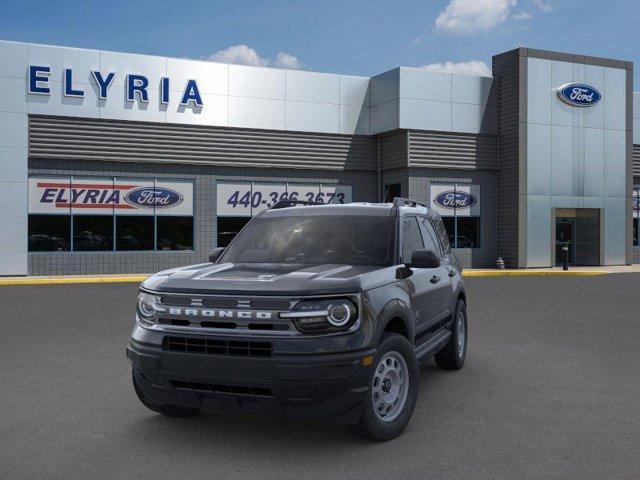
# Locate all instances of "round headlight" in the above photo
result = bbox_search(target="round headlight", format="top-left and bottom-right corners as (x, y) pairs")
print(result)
(137, 292), (159, 319)
(327, 303), (353, 327)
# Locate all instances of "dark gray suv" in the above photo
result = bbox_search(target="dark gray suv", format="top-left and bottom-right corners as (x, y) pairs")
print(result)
(127, 198), (467, 441)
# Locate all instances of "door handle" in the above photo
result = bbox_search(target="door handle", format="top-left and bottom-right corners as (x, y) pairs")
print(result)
(430, 275), (441, 284)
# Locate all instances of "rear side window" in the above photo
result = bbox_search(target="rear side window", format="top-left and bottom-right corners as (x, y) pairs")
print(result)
(433, 215), (451, 254)
(419, 217), (442, 256)
(401, 217), (424, 264)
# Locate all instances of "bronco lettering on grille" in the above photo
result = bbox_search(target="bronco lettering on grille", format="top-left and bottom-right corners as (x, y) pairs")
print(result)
(162, 307), (273, 320)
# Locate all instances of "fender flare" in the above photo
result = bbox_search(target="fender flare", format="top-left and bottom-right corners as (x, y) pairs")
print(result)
(372, 298), (414, 346)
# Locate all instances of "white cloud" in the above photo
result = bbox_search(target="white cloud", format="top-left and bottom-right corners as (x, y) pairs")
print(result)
(532, 0), (552, 12)
(207, 44), (268, 67)
(206, 44), (303, 69)
(273, 52), (303, 69)
(513, 10), (532, 20)
(435, 0), (517, 34)
(420, 60), (492, 77)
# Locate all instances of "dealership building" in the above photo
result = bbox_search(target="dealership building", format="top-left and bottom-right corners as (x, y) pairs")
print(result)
(0, 39), (638, 276)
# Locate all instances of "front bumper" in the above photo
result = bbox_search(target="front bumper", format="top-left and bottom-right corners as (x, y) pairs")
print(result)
(127, 337), (376, 423)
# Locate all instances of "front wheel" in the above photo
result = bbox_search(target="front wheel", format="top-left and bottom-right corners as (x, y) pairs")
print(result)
(351, 333), (419, 441)
(434, 299), (467, 370)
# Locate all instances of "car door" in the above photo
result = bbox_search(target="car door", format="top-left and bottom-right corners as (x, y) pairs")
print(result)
(418, 216), (454, 330)
(400, 216), (440, 332)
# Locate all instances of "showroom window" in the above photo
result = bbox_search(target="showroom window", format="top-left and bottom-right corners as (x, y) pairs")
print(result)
(216, 181), (352, 246)
(28, 214), (71, 252)
(430, 183), (481, 249)
(383, 183), (401, 202)
(157, 217), (195, 251)
(27, 177), (194, 252)
(73, 215), (114, 251)
(116, 215), (154, 251)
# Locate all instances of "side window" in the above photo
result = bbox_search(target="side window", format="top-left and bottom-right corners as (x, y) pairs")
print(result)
(401, 217), (424, 264)
(419, 217), (442, 256)
(433, 215), (452, 254)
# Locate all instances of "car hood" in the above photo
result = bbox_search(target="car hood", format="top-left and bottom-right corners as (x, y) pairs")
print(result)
(142, 262), (397, 296)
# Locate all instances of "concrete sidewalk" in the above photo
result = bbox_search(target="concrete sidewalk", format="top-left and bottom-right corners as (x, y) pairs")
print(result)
(463, 265), (640, 276)
(1, 265), (640, 286)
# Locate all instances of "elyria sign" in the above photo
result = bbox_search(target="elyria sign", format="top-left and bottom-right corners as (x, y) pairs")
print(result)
(28, 65), (204, 107)
(434, 191), (477, 210)
(557, 83), (601, 107)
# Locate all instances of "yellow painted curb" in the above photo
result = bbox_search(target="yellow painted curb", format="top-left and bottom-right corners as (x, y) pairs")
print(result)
(462, 270), (608, 277)
(0, 275), (148, 286)
(0, 269), (613, 285)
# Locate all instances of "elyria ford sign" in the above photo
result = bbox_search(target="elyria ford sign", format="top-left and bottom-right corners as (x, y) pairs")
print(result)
(434, 191), (477, 210)
(557, 83), (601, 107)
(28, 177), (193, 215)
(28, 65), (204, 107)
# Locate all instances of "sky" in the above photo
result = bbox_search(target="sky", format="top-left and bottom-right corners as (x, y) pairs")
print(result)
(0, 0), (638, 84)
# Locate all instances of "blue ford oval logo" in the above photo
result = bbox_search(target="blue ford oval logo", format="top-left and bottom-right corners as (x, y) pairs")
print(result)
(434, 191), (476, 210)
(124, 187), (183, 209)
(557, 83), (601, 107)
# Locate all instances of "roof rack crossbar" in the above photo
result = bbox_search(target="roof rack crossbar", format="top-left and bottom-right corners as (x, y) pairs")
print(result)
(392, 197), (428, 209)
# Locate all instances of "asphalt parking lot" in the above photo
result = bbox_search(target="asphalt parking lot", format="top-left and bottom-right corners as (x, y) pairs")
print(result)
(1, 275), (639, 480)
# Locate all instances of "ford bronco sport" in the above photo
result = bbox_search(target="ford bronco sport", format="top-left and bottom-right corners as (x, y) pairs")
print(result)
(127, 198), (467, 441)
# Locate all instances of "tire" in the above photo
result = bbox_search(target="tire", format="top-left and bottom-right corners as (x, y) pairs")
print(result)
(132, 372), (200, 417)
(435, 299), (467, 370)
(351, 333), (419, 441)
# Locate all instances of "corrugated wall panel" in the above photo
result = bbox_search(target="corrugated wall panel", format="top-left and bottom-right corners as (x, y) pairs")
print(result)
(634, 144), (640, 177)
(408, 131), (498, 170)
(379, 130), (408, 171)
(493, 49), (522, 268)
(28, 115), (377, 171)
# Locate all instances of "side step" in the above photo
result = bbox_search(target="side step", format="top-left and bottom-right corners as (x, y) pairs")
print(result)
(415, 329), (451, 362)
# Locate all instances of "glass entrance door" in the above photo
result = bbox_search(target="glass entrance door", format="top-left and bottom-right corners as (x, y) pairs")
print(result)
(554, 209), (600, 266)
(555, 217), (575, 266)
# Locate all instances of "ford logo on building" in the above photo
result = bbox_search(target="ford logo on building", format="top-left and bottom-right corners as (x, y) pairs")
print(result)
(557, 83), (601, 107)
(434, 191), (477, 210)
(124, 187), (183, 209)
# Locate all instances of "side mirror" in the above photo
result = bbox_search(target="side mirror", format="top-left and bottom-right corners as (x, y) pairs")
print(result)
(208, 247), (226, 263)
(410, 249), (441, 269)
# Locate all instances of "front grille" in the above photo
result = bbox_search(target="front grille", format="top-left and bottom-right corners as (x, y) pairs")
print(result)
(158, 318), (290, 331)
(249, 298), (292, 309)
(171, 380), (274, 397)
(163, 336), (272, 357)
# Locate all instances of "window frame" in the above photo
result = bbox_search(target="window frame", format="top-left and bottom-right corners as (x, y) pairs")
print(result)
(430, 182), (482, 250)
(418, 216), (443, 257)
(399, 215), (426, 265)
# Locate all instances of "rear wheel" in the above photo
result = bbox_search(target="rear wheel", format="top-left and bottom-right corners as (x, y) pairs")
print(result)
(435, 299), (467, 370)
(132, 372), (200, 417)
(351, 333), (419, 441)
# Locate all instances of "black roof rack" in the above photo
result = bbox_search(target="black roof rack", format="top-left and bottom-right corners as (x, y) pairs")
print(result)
(270, 199), (324, 210)
(392, 197), (428, 209)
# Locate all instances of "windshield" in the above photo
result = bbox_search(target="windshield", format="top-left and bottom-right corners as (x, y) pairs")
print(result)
(219, 215), (396, 266)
